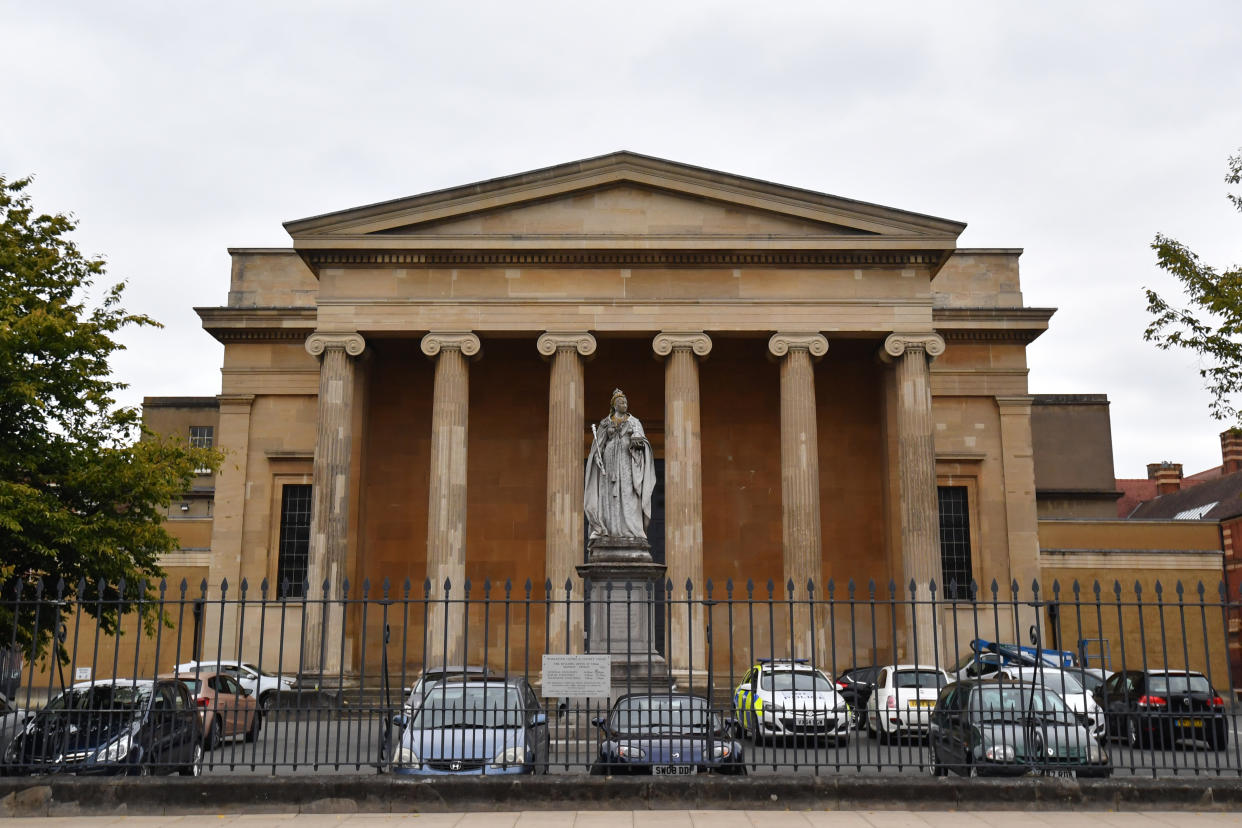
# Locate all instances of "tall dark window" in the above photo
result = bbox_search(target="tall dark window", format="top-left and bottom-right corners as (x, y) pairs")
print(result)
(277, 484), (312, 598)
(937, 486), (973, 600)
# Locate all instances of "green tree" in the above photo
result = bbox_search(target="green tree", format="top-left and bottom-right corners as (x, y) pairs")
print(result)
(0, 176), (221, 661)
(1144, 149), (1242, 421)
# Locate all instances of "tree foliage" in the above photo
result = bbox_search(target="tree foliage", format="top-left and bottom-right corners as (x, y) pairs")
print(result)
(0, 176), (221, 661)
(1144, 149), (1242, 421)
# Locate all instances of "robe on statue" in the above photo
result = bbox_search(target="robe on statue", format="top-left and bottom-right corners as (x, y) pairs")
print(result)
(584, 414), (656, 540)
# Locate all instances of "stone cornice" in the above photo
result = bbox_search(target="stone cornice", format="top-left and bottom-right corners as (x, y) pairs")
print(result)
(882, 333), (946, 362)
(302, 249), (949, 269)
(305, 332), (366, 358)
(420, 331), (481, 358)
(932, 307), (1054, 345)
(537, 332), (597, 358)
(768, 333), (829, 359)
(197, 306), (317, 345)
(652, 332), (712, 358)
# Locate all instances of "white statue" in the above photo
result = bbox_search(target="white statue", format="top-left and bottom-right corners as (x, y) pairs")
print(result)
(584, 389), (655, 542)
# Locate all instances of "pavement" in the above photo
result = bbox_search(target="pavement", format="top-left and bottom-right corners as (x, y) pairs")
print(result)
(2, 811), (1241, 827)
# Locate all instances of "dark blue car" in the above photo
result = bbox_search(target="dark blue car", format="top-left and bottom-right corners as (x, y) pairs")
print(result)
(591, 693), (745, 775)
(391, 676), (549, 775)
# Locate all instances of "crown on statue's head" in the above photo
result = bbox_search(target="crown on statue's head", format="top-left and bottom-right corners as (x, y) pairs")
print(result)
(611, 388), (626, 406)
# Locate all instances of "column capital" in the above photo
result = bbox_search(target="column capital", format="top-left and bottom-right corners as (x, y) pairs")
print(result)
(768, 332), (828, 359)
(305, 331), (366, 358)
(881, 332), (945, 363)
(421, 331), (481, 358)
(653, 331), (712, 359)
(537, 331), (597, 358)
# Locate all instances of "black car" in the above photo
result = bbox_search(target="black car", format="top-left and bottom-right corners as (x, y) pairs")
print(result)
(929, 679), (1111, 778)
(2, 680), (202, 776)
(835, 666), (881, 727)
(1094, 670), (1228, 750)
(591, 693), (745, 776)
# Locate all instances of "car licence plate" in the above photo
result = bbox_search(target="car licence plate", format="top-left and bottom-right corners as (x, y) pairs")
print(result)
(653, 764), (696, 776)
(1178, 718), (1205, 728)
(908, 700), (935, 708)
(1042, 769), (1076, 779)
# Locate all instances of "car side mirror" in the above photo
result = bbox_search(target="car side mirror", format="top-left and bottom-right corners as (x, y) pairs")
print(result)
(532, 712), (548, 726)
(591, 716), (606, 729)
(392, 713), (408, 728)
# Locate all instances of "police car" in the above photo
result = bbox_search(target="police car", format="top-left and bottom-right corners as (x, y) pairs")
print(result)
(732, 659), (851, 744)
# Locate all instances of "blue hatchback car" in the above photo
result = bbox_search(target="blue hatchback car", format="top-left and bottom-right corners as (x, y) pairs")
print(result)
(591, 693), (745, 775)
(391, 677), (549, 775)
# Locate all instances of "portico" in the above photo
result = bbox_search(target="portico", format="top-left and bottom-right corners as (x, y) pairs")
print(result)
(199, 152), (1050, 676)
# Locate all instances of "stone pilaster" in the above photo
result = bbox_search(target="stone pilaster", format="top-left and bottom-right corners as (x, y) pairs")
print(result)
(996, 395), (1041, 641)
(653, 332), (712, 682)
(882, 332), (945, 665)
(422, 332), (480, 667)
(768, 333), (829, 662)
(538, 332), (596, 656)
(302, 332), (366, 674)
(202, 394), (254, 661)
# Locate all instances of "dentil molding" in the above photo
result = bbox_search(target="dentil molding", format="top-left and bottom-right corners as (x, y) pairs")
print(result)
(304, 332), (366, 358)
(537, 331), (597, 358)
(652, 332), (712, 358)
(882, 332), (946, 361)
(420, 331), (481, 358)
(768, 333), (829, 359)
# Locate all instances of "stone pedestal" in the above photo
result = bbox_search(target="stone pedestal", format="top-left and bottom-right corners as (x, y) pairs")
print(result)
(577, 537), (673, 697)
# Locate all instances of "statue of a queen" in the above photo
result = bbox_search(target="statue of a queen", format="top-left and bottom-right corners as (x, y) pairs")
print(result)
(584, 389), (656, 542)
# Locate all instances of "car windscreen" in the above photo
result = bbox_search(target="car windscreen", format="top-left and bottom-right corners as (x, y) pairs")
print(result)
(241, 663), (274, 677)
(28, 685), (152, 742)
(968, 686), (1072, 722)
(609, 695), (714, 735)
(1074, 672), (1105, 693)
(1022, 672), (1084, 696)
(1149, 674), (1212, 694)
(177, 679), (202, 695)
(410, 684), (523, 729)
(893, 670), (946, 690)
(761, 671), (834, 692)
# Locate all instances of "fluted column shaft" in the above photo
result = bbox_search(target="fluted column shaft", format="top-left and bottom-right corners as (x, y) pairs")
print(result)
(884, 333), (945, 665)
(422, 332), (480, 667)
(303, 332), (365, 674)
(539, 332), (596, 656)
(769, 333), (829, 662)
(654, 332), (711, 680)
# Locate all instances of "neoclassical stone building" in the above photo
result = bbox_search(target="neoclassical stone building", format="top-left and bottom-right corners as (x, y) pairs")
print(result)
(197, 152), (1054, 678)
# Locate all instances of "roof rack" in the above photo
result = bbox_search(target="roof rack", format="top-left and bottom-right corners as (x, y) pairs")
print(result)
(757, 658), (809, 665)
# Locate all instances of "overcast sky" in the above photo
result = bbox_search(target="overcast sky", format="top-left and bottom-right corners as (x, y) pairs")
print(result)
(3, 1), (1240, 478)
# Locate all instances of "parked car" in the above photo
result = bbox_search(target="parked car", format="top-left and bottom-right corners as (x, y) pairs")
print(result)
(1094, 669), (1228, 750)
(733, 658), (851, 744)
(174, 660), (300, 712)
(391, 676), (548, 775)
(1002, 667), (1106, 740)
(1, 680), (202, 776)
(591, 692), (745, 776)
(865, 664), (948, 743)
(835, 666), (881, 728)
(948, 639), (1076, 682)
(1072, 668), (1112, 695)
(402, 664), (498, 717)
(0, 693), (30, 759)
(169, 671), (261, 749)
(929, 678), (1111, 778)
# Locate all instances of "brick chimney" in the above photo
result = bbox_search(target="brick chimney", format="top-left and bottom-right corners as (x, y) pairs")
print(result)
(1147, 461), (1184, 495)
(1222, 429), (1242, 475)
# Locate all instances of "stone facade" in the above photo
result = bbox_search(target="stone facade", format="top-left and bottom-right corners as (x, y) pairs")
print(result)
(189, 152), (1056, 674)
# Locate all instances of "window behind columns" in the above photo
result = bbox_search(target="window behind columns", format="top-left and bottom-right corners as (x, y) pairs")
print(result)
(277, 484), (312, 598)
(937, 486), (973, 600)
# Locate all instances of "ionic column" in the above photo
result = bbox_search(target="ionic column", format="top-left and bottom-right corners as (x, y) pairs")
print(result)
(302, 332), (366, 674)
(421, 332), (480, 667)
(881, 332), (945, 665)
(653, 332), (712, 681)
(768, 333), (829, 662)
(538, 332), (597, 656)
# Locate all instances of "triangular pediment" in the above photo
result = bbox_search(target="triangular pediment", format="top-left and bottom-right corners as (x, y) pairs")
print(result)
(285, 151), (964, 252)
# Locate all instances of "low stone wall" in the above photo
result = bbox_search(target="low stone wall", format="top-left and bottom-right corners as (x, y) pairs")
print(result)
(3, 775), (1242, 817)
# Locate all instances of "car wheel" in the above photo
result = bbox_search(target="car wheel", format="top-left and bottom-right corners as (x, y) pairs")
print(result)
(244, 711), (261, 743)
(1209, 723), (1229, 751)
(260, 692), (276, 713)
(589, 763), (608, 776)
(1126, 715), (1145, 750)
(180, 743), (203, 777)
(931, 746), (948, 777)
(968, 761), (979, 779)
(866, 712), (877, 738)
(205, 718), (222, 750)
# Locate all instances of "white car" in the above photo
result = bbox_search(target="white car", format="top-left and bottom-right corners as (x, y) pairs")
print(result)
(1002, 667), (1107, 739)
(865, 664), (948, 743)
(733, 659), (851, 744)
(174, 660), (300, 711)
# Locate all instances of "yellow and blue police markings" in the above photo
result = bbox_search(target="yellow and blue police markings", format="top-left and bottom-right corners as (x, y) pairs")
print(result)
(732, 658), (853, 741)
